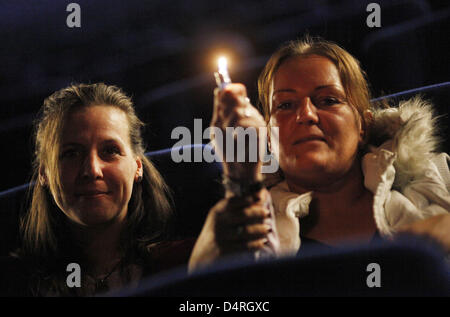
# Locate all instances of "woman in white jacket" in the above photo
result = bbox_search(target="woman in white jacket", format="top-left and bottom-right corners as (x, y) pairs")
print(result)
(189, 37), (450, 270)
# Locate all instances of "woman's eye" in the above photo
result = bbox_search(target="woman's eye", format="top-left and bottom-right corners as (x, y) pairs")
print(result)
(277, 102), (292, 110)
(61, 149), (79, 159)
(103, 146), (121, 156)
(317, 97), (340, 107)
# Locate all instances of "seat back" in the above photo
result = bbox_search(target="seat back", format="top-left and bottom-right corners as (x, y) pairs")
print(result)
(115, 235), (450, 296)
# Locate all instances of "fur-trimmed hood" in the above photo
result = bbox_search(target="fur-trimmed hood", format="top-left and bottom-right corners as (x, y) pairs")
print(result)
(368, 96), (445, 191)
(362, 96), (450, 237)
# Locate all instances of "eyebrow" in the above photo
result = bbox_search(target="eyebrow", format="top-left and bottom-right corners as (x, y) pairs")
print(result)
(61, 142), (82, 148)
(61, 139), (123, 148)
(102, 139), (122, 145)
(273, 88), (296, 95)
(273, 84), (342, 96)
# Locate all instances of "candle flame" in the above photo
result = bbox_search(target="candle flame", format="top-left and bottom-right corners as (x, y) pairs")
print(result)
(218, 57), (228, 73)
(215, 55), (231, 87)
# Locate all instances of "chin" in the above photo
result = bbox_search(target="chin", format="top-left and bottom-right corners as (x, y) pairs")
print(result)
(281, 155), (332, 184)
(73, 206), (122, 227)
(287, 152), (328, 171)
(77, 215), (115, 227)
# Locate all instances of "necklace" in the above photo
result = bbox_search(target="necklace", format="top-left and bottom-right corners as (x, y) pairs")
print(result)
(89, 259), (123, 293)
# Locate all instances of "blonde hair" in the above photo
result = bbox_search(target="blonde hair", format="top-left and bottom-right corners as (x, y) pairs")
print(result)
(21, 83), (173, 262)
(258, 36), (373, 143)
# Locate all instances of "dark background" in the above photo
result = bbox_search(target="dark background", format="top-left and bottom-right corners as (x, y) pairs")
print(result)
(0, 0), (449, 193)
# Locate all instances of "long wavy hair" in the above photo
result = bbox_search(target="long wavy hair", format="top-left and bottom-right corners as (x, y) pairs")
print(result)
(17, 83), (174, 295)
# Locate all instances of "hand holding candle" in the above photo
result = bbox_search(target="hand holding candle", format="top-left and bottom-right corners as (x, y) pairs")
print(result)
(211, 56), (266, 182)
(188, 56), (281, 271)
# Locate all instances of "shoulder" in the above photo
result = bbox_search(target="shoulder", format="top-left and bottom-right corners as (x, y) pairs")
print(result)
(362, 97), (450, 236)
(0, 255), (32, 296)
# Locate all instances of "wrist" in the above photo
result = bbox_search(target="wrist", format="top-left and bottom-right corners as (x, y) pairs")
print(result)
(222, 163), (263, 183)
(222, 174), (265, 197)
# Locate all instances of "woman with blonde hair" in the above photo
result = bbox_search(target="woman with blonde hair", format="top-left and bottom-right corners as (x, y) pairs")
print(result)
(2, 83), (186, 296)
(189, 37), (450, 270)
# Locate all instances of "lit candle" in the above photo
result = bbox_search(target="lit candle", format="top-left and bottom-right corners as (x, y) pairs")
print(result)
(214, 56), (232, 89)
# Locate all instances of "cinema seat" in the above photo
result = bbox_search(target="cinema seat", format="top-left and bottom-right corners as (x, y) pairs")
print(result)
(114, 235), (449, 296)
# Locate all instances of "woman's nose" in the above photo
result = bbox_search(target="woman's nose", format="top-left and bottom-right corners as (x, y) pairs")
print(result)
(81, 152), (103, 180)
(296, 98), (319, 125)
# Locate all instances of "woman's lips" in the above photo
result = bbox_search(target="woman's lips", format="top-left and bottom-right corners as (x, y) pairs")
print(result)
(76, 191), (109, 198)
(293, 135), (326, 145)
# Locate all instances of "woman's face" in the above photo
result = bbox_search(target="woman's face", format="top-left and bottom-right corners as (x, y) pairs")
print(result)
(269, 55), (363, 188)
(54, 105), (142, 226)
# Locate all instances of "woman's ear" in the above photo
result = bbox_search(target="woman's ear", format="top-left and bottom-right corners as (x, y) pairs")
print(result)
(360, 110), (373, 143)
(39, 165), (48, 187)
(364, 109), (373, 122)
(359, 110), (373, 146)
(135, 156), (143, 182)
